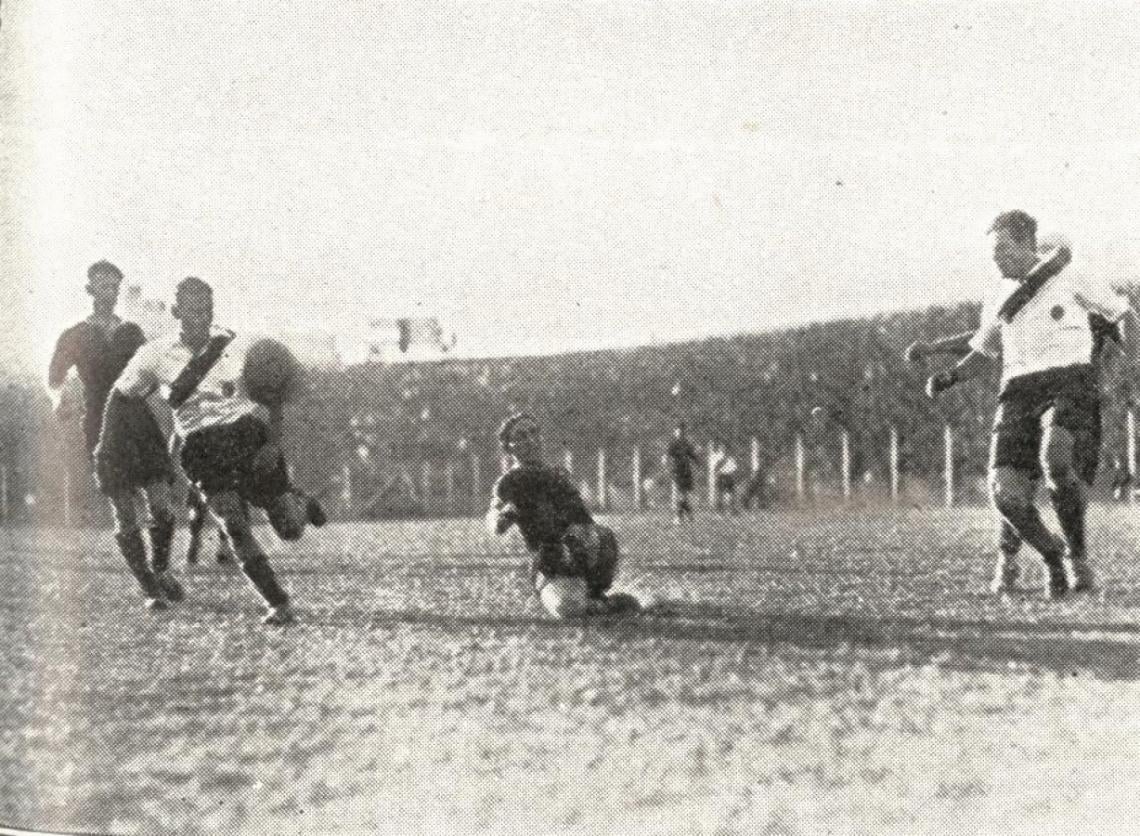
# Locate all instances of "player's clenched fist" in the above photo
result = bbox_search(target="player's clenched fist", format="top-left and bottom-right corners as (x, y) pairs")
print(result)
(487, 499), (519, 534)
(904, 341), (929, 364)
(925, 369), (959, 398)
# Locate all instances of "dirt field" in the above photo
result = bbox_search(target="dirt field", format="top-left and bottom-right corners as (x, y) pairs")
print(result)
(3, 507), (1140, 835)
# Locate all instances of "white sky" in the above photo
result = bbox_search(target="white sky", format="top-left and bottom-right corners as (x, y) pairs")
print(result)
(4, 1), (1140, 374)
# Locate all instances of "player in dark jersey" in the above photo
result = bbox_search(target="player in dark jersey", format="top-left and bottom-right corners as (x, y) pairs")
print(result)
(488, 413), (640, 618)
(47, 261), (183, 610)
(666, 422), (700, 523)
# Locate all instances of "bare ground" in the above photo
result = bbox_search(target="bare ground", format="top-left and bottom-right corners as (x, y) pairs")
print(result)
(3, 507), (1140, 834)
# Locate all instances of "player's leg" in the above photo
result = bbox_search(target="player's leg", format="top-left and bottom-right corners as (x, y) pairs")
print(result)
(216, 527), (235, 563)
(990, 466), (1066, 597)
(563, 524), (641, 614)
(990, 516), (1022, 595)
(186, 485), (207, 564)
(107, 489), (167, 609)
(208, 490), (294, 624)
(245, 440), (326, 541)
(988, 397), (1068, 597)
(1043, 411), (1096, 591)
(142, 480), (184, 601)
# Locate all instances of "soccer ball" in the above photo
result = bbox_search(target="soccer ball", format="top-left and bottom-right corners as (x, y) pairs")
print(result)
(242, 338), (302, 407)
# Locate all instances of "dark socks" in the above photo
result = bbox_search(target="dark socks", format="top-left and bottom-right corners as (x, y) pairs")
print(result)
(149, 511), (176, 574)
(1049, 478), (1087, 559)
(228, 526), (289, 607)
(239, 552), (290, 608)
(116, 530), (163, 598)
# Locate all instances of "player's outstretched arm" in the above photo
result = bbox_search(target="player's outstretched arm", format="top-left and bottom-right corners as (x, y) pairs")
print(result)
(925, 350), (989, 398)
(905, 330), (975, 363)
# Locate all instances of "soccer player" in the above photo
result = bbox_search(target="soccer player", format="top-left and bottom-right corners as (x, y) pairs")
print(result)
(48, 261), (182, 610)
(665, 422), (700, 523)
(711, 442), (740, 514)
(926, 210), (1132, 598)
(105, 276), (322, 624)
(487, 413), (640, 619)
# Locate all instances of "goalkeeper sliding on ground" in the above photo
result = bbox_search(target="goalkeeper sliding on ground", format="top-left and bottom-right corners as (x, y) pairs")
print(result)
(487, 413), (641, 618)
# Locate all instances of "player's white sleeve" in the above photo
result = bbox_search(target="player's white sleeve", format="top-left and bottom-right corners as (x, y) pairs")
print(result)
(1073, 274), (1132, 322)
(113, 344), (160, 397)
(967, 298), (1002, 358)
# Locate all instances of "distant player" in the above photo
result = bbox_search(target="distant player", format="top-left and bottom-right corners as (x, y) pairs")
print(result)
(925, 211), (1132, 598)
(666, 422), (700, 523)
(48, 261), (182, 610)
(711, 442), (740, 514)
(487, 413), (640, 618)
(105, 277), (324, 624)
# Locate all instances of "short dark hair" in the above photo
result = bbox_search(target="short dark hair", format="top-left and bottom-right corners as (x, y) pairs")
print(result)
(988, 210), (1037, 243)
(175, 276), (212, 302)
(87, 260), (123, 282)
(498, 412), (539, 448)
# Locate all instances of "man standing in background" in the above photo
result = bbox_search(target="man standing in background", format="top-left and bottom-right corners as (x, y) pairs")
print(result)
(666, 422), (700, 524)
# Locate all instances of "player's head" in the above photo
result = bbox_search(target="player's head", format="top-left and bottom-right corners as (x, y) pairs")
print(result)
(172, 276), (214, 337)
(674, 421), (687, 438)
(988, 210), (1038, 279)
(86, 260), (124, 305)
(498, 412), (543, 462)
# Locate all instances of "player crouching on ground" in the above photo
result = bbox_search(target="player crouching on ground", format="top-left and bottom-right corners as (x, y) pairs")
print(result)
(488, 413), (641, 619)
(103, 277), (325, 625)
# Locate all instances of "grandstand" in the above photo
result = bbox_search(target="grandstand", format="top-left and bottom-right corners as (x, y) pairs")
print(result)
(5, 294), (1138, 525)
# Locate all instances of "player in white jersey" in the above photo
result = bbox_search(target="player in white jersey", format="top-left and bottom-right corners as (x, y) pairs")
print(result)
(927, 210), (1132, 598)
(906, 237), (1126, 595)
(106, 277), (320, 624)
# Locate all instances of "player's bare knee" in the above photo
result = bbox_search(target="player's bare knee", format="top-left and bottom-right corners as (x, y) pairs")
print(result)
(990, 470), (1034, 515)
(1043, 451), (1079, 492)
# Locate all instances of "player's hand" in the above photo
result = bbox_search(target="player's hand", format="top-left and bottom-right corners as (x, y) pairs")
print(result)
(904, 341), (928, 364)
(925, 370), (958, 398)
(487, 501), (519, 535)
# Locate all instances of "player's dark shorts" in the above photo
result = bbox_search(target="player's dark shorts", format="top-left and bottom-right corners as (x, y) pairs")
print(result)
(531, 524), (619, 597)
(989, 364), (1101, 485)
(180, 414), (291, 508)
(671, 467), (694, 492)
(93, 392), (174, 495)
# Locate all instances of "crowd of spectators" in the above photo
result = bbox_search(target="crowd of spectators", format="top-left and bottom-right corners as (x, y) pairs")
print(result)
(7, 294), (1139, 523)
